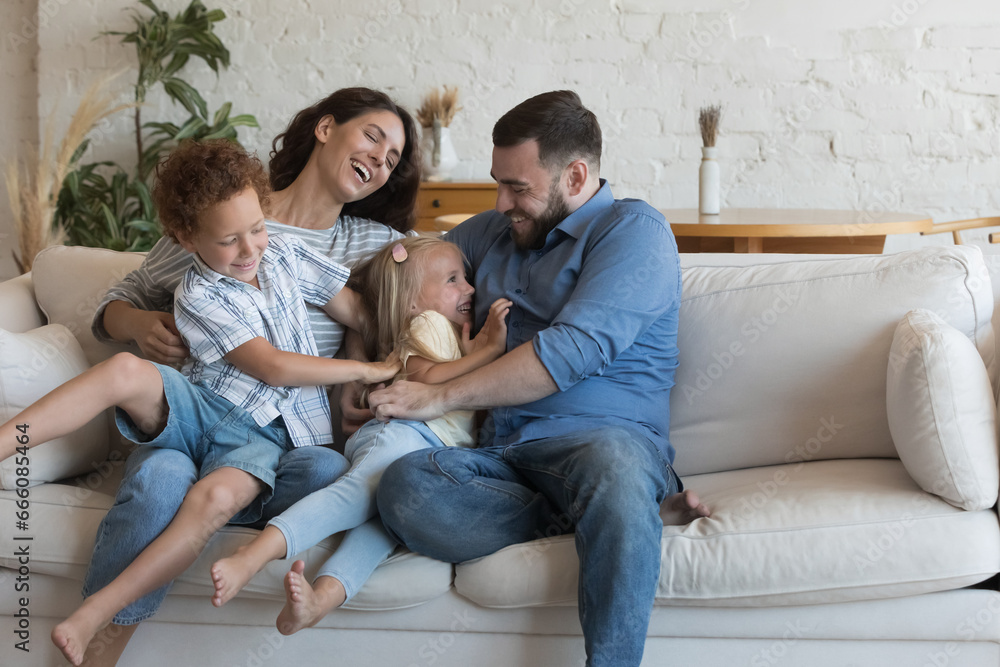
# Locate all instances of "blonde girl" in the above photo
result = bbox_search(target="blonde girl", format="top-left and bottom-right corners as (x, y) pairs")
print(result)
(210, 236), (511, 633)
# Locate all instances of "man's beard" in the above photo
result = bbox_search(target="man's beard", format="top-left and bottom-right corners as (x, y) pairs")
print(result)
(509, 179), (572, 250)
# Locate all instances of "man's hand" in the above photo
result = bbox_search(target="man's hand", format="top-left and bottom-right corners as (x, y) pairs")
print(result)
(131, 311), (189, 364)
(368, 380), (448, 423)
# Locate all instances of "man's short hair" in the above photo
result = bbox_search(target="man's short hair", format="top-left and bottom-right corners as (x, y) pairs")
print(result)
(492, 90), (602, 172)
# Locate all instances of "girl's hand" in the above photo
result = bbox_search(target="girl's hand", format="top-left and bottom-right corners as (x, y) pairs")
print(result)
(363, 350), (401, 384)
(463, 298), (512, 358)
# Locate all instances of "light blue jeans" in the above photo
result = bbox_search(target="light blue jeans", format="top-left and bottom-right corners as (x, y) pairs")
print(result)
(82, 444), (350, 624)
(376, 425), (678, 667)
(268, 419), (445, 600)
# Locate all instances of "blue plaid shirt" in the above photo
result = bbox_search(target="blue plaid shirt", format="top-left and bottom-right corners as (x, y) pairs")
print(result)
(174, 234), (349, 448)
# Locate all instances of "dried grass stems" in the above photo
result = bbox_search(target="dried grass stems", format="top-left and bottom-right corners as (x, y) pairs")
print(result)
(5, 71), (134, 273)
(698, 105), (723, 148)
(416, 85), (462, 129)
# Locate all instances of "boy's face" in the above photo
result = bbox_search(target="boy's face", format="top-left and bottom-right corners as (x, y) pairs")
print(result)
(178, 188), (269, 285)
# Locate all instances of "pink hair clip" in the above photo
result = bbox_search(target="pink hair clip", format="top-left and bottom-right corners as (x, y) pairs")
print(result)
(392, 243), (408, 263)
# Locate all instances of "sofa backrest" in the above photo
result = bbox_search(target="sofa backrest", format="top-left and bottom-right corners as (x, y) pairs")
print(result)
(31, 245), (147, 366)
(671, 246), (996, 476)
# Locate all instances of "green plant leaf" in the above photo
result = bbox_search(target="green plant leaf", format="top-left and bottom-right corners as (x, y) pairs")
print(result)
(162, 77), (208, 118)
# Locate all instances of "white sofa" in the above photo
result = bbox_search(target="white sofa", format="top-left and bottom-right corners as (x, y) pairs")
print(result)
(2, 243), (1000, 667)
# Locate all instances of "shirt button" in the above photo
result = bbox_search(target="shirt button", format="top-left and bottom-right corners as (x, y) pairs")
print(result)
(515, 289), (523, 294)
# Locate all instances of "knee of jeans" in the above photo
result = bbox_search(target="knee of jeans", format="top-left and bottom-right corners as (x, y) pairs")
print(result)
(120, 448), (196, 504)
(575, 440), (667, 504)
(276, 446), (349, 487)
(375, 453), (437, 538)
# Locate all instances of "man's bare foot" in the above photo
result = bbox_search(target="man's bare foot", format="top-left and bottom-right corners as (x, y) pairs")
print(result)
(275, 561), (347, 636)
(211, 547), (267, 607)
(662, 489), (711, 525)
(52, 611), (105, 667)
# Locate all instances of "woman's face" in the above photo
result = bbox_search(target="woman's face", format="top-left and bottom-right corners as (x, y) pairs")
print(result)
(314, 109), (406, 204)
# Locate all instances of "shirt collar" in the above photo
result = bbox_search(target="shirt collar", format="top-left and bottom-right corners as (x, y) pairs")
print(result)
(549, 179), (613, 242)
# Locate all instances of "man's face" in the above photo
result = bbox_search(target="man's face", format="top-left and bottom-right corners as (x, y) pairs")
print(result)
(491, 140), (572, 250)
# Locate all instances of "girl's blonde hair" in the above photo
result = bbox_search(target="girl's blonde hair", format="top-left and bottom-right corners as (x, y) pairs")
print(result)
(350, 236), (465, 366)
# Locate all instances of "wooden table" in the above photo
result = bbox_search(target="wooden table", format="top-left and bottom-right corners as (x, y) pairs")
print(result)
(415, 181), (497, 232)
(660, 208), (933, 254)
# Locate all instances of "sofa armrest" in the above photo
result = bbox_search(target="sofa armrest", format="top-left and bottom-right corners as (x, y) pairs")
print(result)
(0, 273), (44, 333)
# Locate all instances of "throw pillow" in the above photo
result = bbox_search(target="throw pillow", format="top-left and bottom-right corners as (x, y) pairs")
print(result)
(0, 324), (109, 488)
(886, 309), (999, 511)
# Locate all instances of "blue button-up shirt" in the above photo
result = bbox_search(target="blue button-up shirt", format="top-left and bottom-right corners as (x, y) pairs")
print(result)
(447, 181), (681, 462)
(174, 234), (350, 448)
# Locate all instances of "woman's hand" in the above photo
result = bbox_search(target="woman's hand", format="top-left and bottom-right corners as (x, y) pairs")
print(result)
(339, 381), (375, 436)
(462, 298), (512, 359)
(105, 302), (189, 365)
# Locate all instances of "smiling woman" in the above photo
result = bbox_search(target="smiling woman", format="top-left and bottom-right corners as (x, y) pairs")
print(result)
(77, 86), (424, 667)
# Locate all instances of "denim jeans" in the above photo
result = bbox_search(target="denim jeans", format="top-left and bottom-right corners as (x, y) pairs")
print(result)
(269, 419), (445, 600)
(377, 425), (678, 667)
(82, 443), (350, 624)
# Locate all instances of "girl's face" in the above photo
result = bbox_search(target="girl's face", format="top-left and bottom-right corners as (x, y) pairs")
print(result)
(413, 246), (475, 327)
(314, 109), (406, 204)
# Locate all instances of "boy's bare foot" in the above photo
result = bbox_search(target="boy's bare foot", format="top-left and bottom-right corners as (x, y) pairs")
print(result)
(275, 561), (347, 636)
(52, 611), (106, 667)
(662, 489), (711, 525)
(211, 546), (266, 607)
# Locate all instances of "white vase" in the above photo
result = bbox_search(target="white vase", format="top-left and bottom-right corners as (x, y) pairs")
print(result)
(699, 146), (720, 215)
(421, 123), (459, 182)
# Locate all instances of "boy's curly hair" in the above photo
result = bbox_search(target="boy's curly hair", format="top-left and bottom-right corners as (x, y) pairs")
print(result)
(153, 139), (271, 241)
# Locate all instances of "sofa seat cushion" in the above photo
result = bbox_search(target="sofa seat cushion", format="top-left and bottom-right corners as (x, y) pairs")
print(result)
(0, 476), (452, 612)
(454, 459), (1000, 608)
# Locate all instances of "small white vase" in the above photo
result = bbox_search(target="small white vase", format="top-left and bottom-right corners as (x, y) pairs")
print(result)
(699, 146), (720, 215)
(421, 123), (459, 182)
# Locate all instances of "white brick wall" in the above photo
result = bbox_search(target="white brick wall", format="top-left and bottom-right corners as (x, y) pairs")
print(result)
(0, 0), (40, 279)
(3, 0), (998, 275)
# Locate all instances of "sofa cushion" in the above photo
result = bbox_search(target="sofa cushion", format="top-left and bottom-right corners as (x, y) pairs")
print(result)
(31, 245), (146, 366)
(887, 309), (999, 510)
(454, 459), (1000, 608)
(0, 476), (452, 611)
(0, 324), (109, 487)
(672, 246), (996, 476)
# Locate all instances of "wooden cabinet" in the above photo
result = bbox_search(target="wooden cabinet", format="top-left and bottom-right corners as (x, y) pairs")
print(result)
(415, 181), (497, 232)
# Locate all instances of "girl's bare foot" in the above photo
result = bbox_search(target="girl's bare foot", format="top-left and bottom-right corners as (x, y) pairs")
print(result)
(52, 610), (106, 667)
(662, 489), (711, 525)
(275, 561), (347, 636)
(211, 547), (267, 607)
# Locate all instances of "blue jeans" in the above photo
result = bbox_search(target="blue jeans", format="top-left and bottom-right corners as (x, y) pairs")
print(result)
(377, 425), (678, 667)
(269, 419), (445, 600)
(82, 444), (350, 624)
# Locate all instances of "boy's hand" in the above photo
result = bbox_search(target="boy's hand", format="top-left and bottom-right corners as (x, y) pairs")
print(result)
(363, 351), (401, 385)
(462, 298), (512, 358)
